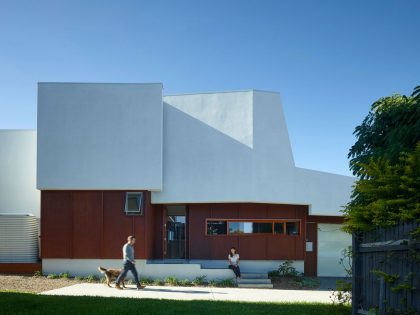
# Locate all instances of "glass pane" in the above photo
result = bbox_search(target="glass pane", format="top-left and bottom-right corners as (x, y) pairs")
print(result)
(286, 222), (299, 235)
(167, 215), (186, 259)
(229, 222), (272, 234)
(127, 195), (139, 211)
(207, 221), (227, 235)
(274, 222), (284, 234)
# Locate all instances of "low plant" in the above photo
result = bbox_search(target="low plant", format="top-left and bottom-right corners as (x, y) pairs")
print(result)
(59, 272), (71, 279)
(47, 274), (59, 279)
(268, 270), (280, 277)
(33, 270), (43, 277)
(164, 276), (179, 286)
(153, 278), (164, 286)
(85, 274), (98, 282)
(179, 279), (191, 286)
(126, 279), (136, 285)
(216, 279), (235, 287)
(278, 260), (300, 277)
(74, 276), (84, 281)
(192, 275), (207, 286)
(294, 276), (319, 288)
(208, 280), (217, 287)
(141, 278), (154, 285)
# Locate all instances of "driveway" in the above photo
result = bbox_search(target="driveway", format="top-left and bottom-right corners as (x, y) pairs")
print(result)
(41, 284), (333, 303)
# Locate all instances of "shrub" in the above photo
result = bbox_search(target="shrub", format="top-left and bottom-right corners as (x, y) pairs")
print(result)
(85, 274), (98, 282)
(153, 278), (164, 286)
(268, 270), (280, 277)
(216, 279), (234, 287)
(164, 276), (179, 286)
(59, 272), (71, 279)
(278, 260), (301, 277)
(179, 279), (191, 286)
(74, 276), (84, 281)
(33, 270), (43, 277)
(47, 274), (59, 279)
(141, 278), (154, 285)
(208, 280), (217, 287)
(192, 275), (207, 286)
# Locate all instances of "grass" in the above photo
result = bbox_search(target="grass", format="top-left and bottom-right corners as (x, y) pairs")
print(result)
(0, 291), (351, 315)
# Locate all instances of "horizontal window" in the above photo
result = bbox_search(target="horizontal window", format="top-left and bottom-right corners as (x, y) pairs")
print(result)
(229, 222), (272, 234)
(206, 219), (300, 236)
(207, 220), (227, 235)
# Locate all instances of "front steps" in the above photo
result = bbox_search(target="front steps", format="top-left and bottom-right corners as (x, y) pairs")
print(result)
(237, 273), (273, 289)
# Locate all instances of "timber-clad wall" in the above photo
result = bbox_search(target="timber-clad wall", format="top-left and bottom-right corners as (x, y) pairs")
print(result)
(40, 191), (158, 259)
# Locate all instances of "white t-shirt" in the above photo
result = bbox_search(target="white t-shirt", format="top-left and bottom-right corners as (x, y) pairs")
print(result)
(229, 254), (240, 265)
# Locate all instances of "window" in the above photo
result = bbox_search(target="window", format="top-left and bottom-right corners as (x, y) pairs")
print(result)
(206, 219), (300, 236)
(124, 192), (143, 215)
(286, 222), (299, 235)
(207, 221), (227, 235)
(228, 222), (272, 234)
(274, 222), (284, 234)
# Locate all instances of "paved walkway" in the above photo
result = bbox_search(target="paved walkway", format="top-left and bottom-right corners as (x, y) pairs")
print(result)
(41, 284), (333, 303)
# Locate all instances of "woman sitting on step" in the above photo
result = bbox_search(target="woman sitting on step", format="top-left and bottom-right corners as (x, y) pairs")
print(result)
(228, 247), (241, 279)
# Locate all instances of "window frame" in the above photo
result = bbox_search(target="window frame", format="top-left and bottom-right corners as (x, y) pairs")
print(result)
(124, 192), (144, 215)
(205, 218), (301, 237)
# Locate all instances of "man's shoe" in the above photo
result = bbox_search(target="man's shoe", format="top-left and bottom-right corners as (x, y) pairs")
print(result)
(115, 283), (123, 290)
(137, 285), (145, 290)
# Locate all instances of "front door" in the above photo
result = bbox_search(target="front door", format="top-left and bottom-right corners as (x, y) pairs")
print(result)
(164, 206), (186, 259)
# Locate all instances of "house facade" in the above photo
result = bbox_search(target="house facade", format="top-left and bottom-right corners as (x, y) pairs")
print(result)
(1, 82), (354, 278)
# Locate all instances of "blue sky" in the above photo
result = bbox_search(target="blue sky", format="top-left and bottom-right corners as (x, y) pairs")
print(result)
(0, 0), (419, 176)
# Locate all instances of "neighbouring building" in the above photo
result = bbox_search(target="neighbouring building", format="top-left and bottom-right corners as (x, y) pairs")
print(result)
(0, 83), (354, 279)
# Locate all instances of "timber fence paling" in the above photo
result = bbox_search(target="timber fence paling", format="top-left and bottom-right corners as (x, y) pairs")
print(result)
(352, 221), (420, 315)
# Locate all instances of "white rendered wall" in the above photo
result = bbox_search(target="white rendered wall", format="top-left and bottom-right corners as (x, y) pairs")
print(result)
(37, 83), (163, 190)
(42, 259), (303, 280)
(317, 224), (352, 277)
(152, 90), (354, 215)
(0, 130), (40, 217)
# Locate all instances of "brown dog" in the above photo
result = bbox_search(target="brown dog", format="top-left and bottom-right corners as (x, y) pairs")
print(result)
(98, 266), (126, 288)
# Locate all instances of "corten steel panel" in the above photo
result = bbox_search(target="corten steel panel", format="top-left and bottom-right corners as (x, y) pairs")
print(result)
(188, 203), (308, 260)
(72, 192), (102, 258)
(238, 236), (267, 259)
(144, 193), (155, 259)
(41, 191), (73, 258)
(0, 263), (42, 274)
(188, 204), (211, 259)
(266, 237), (296, 260)
(153, 205), (163, 259)
(102, 192), (134, 259)
(239, 203), (267, 218)
(304, 222), (317, 276)
(307, 215), (344, 224)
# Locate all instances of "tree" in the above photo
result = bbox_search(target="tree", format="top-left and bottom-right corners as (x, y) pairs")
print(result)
(344, 86), (420, 232)
(348, 91), (420, 179)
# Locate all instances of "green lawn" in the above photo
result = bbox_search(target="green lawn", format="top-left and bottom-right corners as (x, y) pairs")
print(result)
(0, 291), (350, 315)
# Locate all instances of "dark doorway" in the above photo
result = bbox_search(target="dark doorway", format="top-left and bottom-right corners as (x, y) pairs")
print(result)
(164, 206), (186, 259)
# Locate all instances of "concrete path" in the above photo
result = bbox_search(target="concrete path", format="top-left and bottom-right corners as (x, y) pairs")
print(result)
(41, 283), (333, 303)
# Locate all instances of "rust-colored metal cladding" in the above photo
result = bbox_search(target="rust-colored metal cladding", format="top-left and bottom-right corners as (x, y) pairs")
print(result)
(41, 191), (155, 260)
(307, 215), (344, 224)
(0, 263), (42, 274)
(188, 203), (307, 260)
(304, 222), (317, 276)
(41, 191), (73, 258)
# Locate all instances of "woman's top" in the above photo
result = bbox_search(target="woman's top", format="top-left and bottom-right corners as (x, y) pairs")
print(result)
(228, 253), (240, 265)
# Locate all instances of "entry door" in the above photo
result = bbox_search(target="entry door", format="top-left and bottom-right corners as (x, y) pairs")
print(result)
(164, 206), (186, 259)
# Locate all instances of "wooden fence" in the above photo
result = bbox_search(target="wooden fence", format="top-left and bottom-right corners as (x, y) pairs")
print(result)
(352, 221), (420, 315)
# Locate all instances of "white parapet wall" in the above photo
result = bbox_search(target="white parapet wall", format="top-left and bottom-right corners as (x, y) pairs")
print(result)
(317, 223), (352, 277)
(42, 259), (303, 280)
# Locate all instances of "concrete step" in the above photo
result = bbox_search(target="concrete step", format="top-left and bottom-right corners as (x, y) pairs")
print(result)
(237, 278), (272, 284)
(240, 273), (268, 279)
(237, 283), (274, 289)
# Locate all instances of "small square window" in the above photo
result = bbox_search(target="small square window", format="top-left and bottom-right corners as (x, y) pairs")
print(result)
(207, 221), (227, 235)
(286, 222), (299, 235)
(124, 192), (143, 215)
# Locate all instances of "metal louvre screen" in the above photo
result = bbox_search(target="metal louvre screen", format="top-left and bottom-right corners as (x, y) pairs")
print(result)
(0, 214), (39, 263)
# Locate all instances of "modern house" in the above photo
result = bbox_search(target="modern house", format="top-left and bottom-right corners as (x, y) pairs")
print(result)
(0, 82), (354, 279)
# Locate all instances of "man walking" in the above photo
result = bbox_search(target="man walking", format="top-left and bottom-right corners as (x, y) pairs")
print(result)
(115, 235), (143, 290)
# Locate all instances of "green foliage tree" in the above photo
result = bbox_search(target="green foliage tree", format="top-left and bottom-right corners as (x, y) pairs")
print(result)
(344, 86), (420, 232)
(348, 91), (420, 178)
